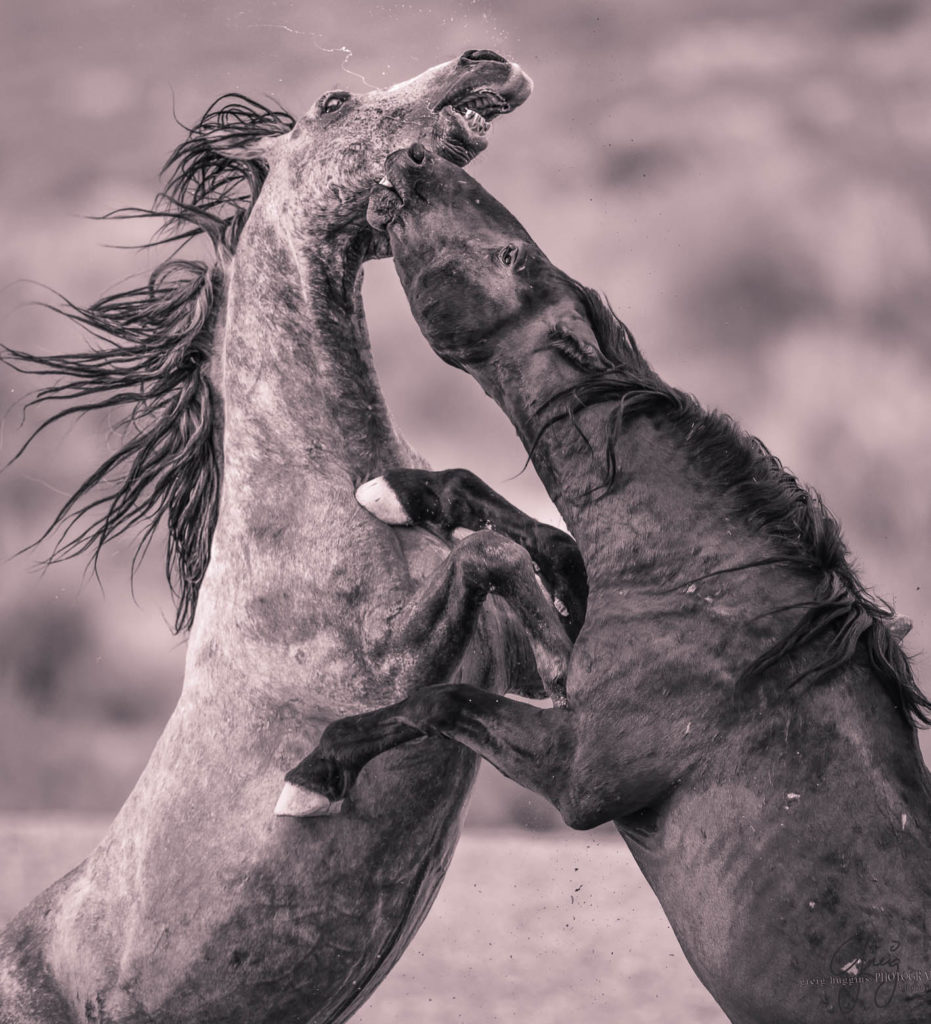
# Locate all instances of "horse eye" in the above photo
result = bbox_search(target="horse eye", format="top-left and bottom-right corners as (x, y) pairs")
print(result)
(499, 244), (520, 267)
(319, 92), (351, 115)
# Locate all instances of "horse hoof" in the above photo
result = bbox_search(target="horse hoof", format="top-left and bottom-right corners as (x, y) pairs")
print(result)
(356, 477), (411, 524)
(274, 782), (341, 817)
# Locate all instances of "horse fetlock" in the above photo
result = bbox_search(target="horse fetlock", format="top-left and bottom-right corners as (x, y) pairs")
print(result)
(527, 635), (571, 707)
(274, 781), (342, 817)
(283, 750), (354, 804)
(356, 477), (413, 525)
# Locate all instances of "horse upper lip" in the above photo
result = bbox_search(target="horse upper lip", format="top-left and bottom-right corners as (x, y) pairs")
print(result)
(434, 89), (510, 119)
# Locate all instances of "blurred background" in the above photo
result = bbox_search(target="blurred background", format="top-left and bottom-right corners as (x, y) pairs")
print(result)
(1, 0), (929, 828)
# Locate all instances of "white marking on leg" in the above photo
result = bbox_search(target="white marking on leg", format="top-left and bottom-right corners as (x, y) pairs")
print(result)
(274, 782), (341, 817)
(355, 478), (412, 524)
(902, 813), (908, 830)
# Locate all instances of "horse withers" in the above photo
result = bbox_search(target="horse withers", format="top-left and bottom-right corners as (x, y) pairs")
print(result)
(284, 145), (931, 1023)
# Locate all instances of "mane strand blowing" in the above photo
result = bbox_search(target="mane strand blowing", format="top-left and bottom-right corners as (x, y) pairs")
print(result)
(2, 94), (295, 632)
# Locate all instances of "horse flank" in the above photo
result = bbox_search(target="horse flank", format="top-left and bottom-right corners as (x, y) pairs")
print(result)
(537, 280), (930, 727)
(2, 94), (295, 632)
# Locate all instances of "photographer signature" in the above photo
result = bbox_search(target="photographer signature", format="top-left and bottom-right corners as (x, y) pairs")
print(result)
(829, 935), (901, 1011)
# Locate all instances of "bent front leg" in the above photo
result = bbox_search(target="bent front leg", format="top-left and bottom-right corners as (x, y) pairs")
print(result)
(278, 530), (574, 817)
(284, 685), (635, 830)
(377, 529), (572, 705)
(357, 468), (587, 639)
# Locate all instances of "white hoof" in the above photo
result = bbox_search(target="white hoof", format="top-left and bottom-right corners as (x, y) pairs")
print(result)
(355, 478), (411, 525)
(274, 782), (341, 817)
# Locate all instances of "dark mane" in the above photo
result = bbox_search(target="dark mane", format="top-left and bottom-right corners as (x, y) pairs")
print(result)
(2, 94), (295, 632)
(545, 282), (930, 727)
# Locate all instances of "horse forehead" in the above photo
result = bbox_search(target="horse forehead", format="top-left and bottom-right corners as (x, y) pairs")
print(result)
(297, 56), (454, 127)
(288, 88), (435, 160)
(382, 57), (455, 96)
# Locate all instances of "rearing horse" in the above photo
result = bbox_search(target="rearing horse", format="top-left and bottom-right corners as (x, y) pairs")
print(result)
(287, 147), (931, 1023)
(0, 56), (578, 1024)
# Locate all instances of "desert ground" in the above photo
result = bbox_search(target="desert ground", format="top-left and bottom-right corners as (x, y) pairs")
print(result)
(0, 817), (726, 1023)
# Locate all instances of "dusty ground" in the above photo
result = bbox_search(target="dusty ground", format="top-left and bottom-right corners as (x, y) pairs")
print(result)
(0, 816), (726, 1023)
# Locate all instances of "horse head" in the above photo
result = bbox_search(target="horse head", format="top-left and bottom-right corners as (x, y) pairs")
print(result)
(366, 144), (616, 424)
(226, 52), (532, 255)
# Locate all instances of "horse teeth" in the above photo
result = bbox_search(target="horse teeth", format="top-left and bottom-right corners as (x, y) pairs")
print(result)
(462, 108), (489, 134)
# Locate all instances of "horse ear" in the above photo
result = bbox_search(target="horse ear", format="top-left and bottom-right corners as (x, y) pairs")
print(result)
(549, 304), (609, 371)
(890, 615), (913, 641)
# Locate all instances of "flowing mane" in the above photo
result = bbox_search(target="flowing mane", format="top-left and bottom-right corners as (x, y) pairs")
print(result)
(2, 94), (295, 632)
(542, 281), (930, 727)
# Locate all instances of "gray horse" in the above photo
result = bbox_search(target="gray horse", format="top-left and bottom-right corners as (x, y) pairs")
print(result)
(0, 56), (576, 1024)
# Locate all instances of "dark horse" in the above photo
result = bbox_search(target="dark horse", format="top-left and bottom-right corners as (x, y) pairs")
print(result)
(284, 146), (931, 1023)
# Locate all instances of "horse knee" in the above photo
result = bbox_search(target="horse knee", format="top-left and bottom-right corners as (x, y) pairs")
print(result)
(454, 530), (535, 591)
(405, 685), (471, 734)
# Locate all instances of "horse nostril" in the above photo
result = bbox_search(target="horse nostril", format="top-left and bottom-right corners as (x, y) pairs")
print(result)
(458, 49), (507, 65)
(409, 142), (426, 164)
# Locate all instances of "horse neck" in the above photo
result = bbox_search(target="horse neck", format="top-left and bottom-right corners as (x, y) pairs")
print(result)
(183, 207), (424, 697)
(517, 398), (780, 595)
(217, 208), (409, 484)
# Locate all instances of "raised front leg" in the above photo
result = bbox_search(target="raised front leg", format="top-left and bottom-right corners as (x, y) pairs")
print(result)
(276, 530), (572, 816)
(283, 684), (661, 830)
(375, 528), (572, 700)
(357, 468), (588, 639)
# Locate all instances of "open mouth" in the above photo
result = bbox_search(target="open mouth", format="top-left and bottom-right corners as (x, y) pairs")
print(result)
(366, 66), (527, 249)
(433, 88), (511, 165)
(438, 89), (510, 135)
